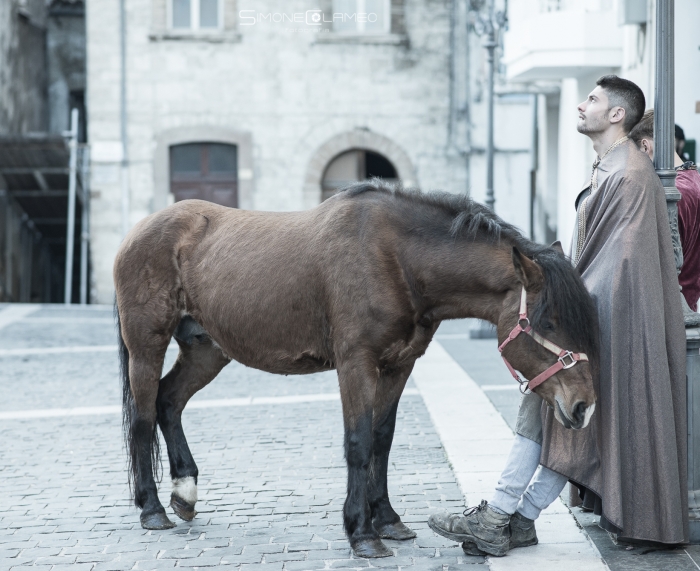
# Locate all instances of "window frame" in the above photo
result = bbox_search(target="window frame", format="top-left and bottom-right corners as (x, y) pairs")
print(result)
(168, 0), (224, 32)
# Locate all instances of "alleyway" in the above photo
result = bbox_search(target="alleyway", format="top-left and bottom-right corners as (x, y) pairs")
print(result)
(1, 304), (699, 570)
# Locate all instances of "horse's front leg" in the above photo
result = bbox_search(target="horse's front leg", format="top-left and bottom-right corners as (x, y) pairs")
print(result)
(369, 365), (417, 540)
(338, 359), (392, 558)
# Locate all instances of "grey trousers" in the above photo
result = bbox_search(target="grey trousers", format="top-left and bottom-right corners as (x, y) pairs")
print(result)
(489, 393), (567, 520)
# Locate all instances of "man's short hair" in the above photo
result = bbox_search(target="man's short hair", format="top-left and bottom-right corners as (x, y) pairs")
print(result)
(596, 75), (646, 132)
(628, 109), (654, 145)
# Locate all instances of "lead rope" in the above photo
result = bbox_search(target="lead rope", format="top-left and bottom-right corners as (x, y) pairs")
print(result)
(574, 136), (628, 264)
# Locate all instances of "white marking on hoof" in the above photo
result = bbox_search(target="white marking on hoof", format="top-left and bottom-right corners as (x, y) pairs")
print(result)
(582, 402), (596, 428)
(172, 477), (197, 505)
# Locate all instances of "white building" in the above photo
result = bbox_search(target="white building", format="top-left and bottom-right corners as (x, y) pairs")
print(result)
(502, 0), (700, 247)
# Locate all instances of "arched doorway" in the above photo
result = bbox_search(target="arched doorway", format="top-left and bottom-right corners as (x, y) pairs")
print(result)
(169, 142), (238, 207)
(321, 149), (398, 201)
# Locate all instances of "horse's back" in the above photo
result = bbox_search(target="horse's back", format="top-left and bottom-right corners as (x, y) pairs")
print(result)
(114, 195), (403, 373)
(115, 199), (344, 370)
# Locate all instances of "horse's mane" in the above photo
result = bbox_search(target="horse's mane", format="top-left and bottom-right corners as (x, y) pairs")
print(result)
(339, 180), (599, 363)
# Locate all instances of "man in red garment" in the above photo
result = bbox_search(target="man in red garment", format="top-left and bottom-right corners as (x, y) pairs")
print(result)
(629, 110), (700, 311)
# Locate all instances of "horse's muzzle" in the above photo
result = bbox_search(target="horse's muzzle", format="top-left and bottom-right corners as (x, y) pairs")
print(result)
(555, 398), (595, 430)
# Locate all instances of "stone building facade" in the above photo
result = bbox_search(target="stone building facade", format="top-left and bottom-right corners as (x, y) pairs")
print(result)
(87, 0), (487, 303)
(0, 0), (87, 303)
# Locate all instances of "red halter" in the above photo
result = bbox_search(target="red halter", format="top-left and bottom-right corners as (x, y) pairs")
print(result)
(498, 287), (588, 394)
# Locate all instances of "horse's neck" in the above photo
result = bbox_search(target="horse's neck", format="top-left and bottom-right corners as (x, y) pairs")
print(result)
(401, 236), (517, 325)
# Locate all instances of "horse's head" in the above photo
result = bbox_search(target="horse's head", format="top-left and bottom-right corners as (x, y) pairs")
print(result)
(497, 244), (599, 430)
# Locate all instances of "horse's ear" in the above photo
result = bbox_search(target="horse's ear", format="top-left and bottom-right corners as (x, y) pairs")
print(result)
(550, 241), (565, 255)
(512, 247), (544, 290)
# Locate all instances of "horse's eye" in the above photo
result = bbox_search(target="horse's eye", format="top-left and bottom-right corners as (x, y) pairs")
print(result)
(542, 321), (555, 331)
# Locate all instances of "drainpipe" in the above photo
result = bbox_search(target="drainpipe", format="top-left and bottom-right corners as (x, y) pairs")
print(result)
(120, 0), (130, 238)
(64, 108), (79, 305)
(529, 93), (538, 241)
(79, 146), (90, 305)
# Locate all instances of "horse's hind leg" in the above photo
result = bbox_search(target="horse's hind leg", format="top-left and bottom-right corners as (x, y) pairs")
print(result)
(369, 365), (417, 541)
(157, 318), (230, 522)
(119, 311), (177, 530)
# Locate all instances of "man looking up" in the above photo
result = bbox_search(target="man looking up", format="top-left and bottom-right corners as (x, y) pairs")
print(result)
(629, 110), (700, 311)
(429, 75), (687, 555)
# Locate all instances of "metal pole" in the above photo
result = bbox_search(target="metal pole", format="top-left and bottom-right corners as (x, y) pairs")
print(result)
(120, 0), (130, 238)
(64, 108), (79, 305)
(484, 0), (496, 212)
(656, 0), (700, 544)
(530, 93), (538, 240)
(470, 0), (500, 339)
(79, 146), (90, 305)
(654, 0), (700, 327)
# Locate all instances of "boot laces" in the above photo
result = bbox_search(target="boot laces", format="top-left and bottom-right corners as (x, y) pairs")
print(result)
(463, 499), (488, 517)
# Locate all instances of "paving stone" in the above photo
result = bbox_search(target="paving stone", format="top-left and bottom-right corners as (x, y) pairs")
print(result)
(304, 549), (354, 560)
(50, 564), (96, 571)
(263, 551), (306, 563)
(34, 555), (78, 565)
(239, 564), (284, 571)
(283, 560), (327, 570)
(241, 544), (285, 555)
(92, 561), (138, 571)
(177, 555), (224, 567)
(159, 548), (203, 559)
(326, 559), (370, 568)
(0, 311), (472, 570)
(286, 542), (328, 552)
(133, 560), (177, 569)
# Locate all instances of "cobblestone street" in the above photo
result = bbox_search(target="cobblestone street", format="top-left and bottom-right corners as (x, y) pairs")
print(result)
(3, 304), (700, 571)
(0, 305), (479, 571)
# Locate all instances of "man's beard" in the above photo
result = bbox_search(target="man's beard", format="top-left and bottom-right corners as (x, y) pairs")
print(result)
(577, 112), (608, 134)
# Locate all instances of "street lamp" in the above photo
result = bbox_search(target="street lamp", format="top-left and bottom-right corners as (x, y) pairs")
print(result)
(468, 0), (508, 339)
(470, 0), (507, 213)
(656, 0), (700, 544)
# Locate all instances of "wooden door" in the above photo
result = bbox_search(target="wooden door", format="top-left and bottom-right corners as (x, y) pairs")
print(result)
(170, 142), (238, 207)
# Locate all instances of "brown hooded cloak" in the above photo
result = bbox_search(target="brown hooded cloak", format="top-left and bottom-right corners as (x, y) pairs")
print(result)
(539, 139), (688, 544)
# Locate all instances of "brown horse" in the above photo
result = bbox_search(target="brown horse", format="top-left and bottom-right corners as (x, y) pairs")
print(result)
(114, 182), (598, 558)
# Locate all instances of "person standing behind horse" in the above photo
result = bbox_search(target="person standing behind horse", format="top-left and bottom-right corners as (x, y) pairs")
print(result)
(429, 75), (688, 555)
(629, 110), (700, 312)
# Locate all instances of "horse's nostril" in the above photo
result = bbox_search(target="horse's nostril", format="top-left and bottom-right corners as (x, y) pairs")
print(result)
(573, 401), (586, 423)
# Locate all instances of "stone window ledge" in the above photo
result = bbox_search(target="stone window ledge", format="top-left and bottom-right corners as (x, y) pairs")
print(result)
(313, 33), (408, 46)
(149, 30), (242, 43)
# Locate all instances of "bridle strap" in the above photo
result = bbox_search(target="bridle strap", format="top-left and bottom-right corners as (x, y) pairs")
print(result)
(498, 286), (588, 393)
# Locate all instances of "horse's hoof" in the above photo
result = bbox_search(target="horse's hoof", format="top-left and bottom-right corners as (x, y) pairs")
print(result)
(376, 521), (417, 540)
(170, 495), (197, 522)
(141, 510), (176, 530)
(352, 538), (393, 558)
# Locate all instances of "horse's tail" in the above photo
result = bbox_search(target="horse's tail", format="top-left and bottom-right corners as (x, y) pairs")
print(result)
(116, 300), (137, 500)
(116, 300), (163, 503)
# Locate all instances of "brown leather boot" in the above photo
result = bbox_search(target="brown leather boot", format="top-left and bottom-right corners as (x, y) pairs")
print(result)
(429, 501), (510, 557)
(461, 510), (538, 556)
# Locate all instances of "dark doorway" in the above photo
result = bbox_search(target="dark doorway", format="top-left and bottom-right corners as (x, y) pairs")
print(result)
(321, 149), (398, 201)
(170, 142), (238, 207)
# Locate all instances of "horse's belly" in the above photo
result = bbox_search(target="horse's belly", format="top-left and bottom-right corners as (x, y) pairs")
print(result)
(222, 342), (335, 376)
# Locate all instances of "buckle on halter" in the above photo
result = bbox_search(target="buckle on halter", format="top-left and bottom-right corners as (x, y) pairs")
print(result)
(558, 351), (577, 369)
(518, 317), (530, 330)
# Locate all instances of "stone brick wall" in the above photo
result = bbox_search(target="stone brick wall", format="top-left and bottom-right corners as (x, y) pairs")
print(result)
(87, 0), (469, 303)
